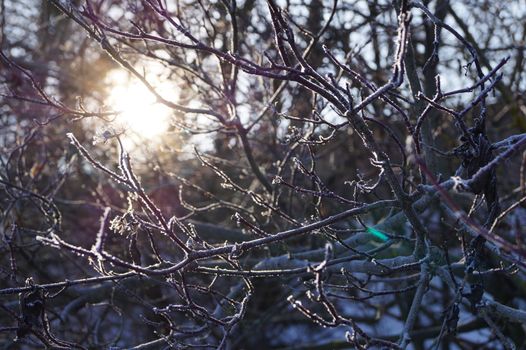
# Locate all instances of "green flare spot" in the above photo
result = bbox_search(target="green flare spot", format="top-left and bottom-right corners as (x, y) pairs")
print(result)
(366, 227), (389, 242)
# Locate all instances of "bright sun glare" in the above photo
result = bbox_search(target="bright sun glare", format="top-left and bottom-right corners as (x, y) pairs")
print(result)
(106, 70), (174, 141)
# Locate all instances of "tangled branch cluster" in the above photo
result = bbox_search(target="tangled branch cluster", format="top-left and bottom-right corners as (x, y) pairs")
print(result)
(1, 0), (526, 349)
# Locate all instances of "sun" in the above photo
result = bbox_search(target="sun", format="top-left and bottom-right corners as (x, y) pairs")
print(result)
(106, 70), (174, 140)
